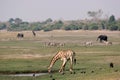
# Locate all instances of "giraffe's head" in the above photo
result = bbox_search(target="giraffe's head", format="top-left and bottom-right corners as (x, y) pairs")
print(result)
(48, 67), (51, 73)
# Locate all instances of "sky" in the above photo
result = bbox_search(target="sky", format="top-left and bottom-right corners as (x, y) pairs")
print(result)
(0, 0), (120, 22)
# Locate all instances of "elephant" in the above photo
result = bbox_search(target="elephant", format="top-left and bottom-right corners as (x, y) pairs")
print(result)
(97, 35), (108, 42)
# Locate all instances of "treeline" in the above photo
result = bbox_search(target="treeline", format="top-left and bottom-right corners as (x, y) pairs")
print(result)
(0, 15), (120, 31)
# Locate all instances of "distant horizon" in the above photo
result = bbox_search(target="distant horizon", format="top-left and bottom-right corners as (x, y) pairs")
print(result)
(0, 15), (119, 22)
(0, 0), (120, 22)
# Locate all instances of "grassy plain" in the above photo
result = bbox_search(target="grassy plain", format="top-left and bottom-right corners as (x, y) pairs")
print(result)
(0, 30), (120, 80)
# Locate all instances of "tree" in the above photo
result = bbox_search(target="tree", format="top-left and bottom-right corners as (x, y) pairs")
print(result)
(54, 20), (63, 29)
(8, 18), (14, 24)
(101, 21), (106, 29)
(0, 23), (6, 30)
(87, 9), (103, 20)
(46, 18), (53, 23)
(108, 15), (115, 23)
(14, 18), (22, 24)
(108, 15), (117, 30)
(116, 19), (120, 30)
(64, 24), (79, 30)
(29, 22), (42, 31)
(89, 23), (99, 30)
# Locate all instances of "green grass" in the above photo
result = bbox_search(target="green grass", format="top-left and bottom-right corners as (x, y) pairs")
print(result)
(0, 42), (120, 80)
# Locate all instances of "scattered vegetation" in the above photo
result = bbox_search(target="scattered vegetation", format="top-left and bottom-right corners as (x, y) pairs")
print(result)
(0, 14), (120, 31)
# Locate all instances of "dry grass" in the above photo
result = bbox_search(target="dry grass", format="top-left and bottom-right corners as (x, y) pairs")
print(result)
(0, 30), (120, 44)
(0, 54), (52, 59)
(0, 30), (120, 59)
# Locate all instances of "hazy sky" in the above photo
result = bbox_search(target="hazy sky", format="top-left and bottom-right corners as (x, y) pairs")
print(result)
(0, 0), (120, 22)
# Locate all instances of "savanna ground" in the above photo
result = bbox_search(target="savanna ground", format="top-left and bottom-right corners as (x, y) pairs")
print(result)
(0, 30), (120, 80)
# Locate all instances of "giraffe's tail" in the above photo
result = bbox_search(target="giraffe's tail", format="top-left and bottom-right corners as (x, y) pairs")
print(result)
(73, 51), (76, 65)
(74, 58), (76, 65)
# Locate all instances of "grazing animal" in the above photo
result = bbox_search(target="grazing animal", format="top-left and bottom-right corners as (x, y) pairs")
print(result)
(47, 42), (57, 47)
(84, 41), (93, 46)
(110, 62), (114, 68)
(58, 42), (65, 47)
(103, 41), (112, 45)
(48, 50), (76, 74)
(45, 42), (65, 47)
(97, 35), (108, 43)
(17, 33), (24, 38)
(32, 30), (36, 37)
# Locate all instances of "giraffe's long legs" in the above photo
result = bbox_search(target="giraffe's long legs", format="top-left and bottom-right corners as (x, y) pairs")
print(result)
(59, 58), (67, 73)
(69, 57), (73, 73)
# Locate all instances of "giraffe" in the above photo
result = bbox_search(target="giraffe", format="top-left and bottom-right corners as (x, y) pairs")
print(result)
(48, 50), (76, 74)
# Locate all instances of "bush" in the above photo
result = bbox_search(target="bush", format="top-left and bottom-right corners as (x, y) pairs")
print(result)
(109, 26), (118, 31)
(43, 27), (52, 32)
(64, 24), (80, 30)
(89, 23), (98, 30)
(0, 23), (6, 30)
(90, 25), (98, 30)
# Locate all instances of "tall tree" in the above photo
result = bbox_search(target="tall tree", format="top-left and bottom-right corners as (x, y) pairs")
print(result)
(8, 18), (14, 24)
(87, 9), (103, 20)
(108, 15), (118, 30)
(46, 18), (53, 23)
(108, 15), (116, 23)
(14, 18), (22, 24)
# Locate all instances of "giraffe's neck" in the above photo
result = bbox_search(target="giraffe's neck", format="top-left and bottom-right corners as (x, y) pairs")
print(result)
(49, 54), (60, 68)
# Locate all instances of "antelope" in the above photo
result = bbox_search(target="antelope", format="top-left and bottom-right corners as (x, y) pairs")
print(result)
(103, 40), (112, 45)
(84, 41), (93, 46)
